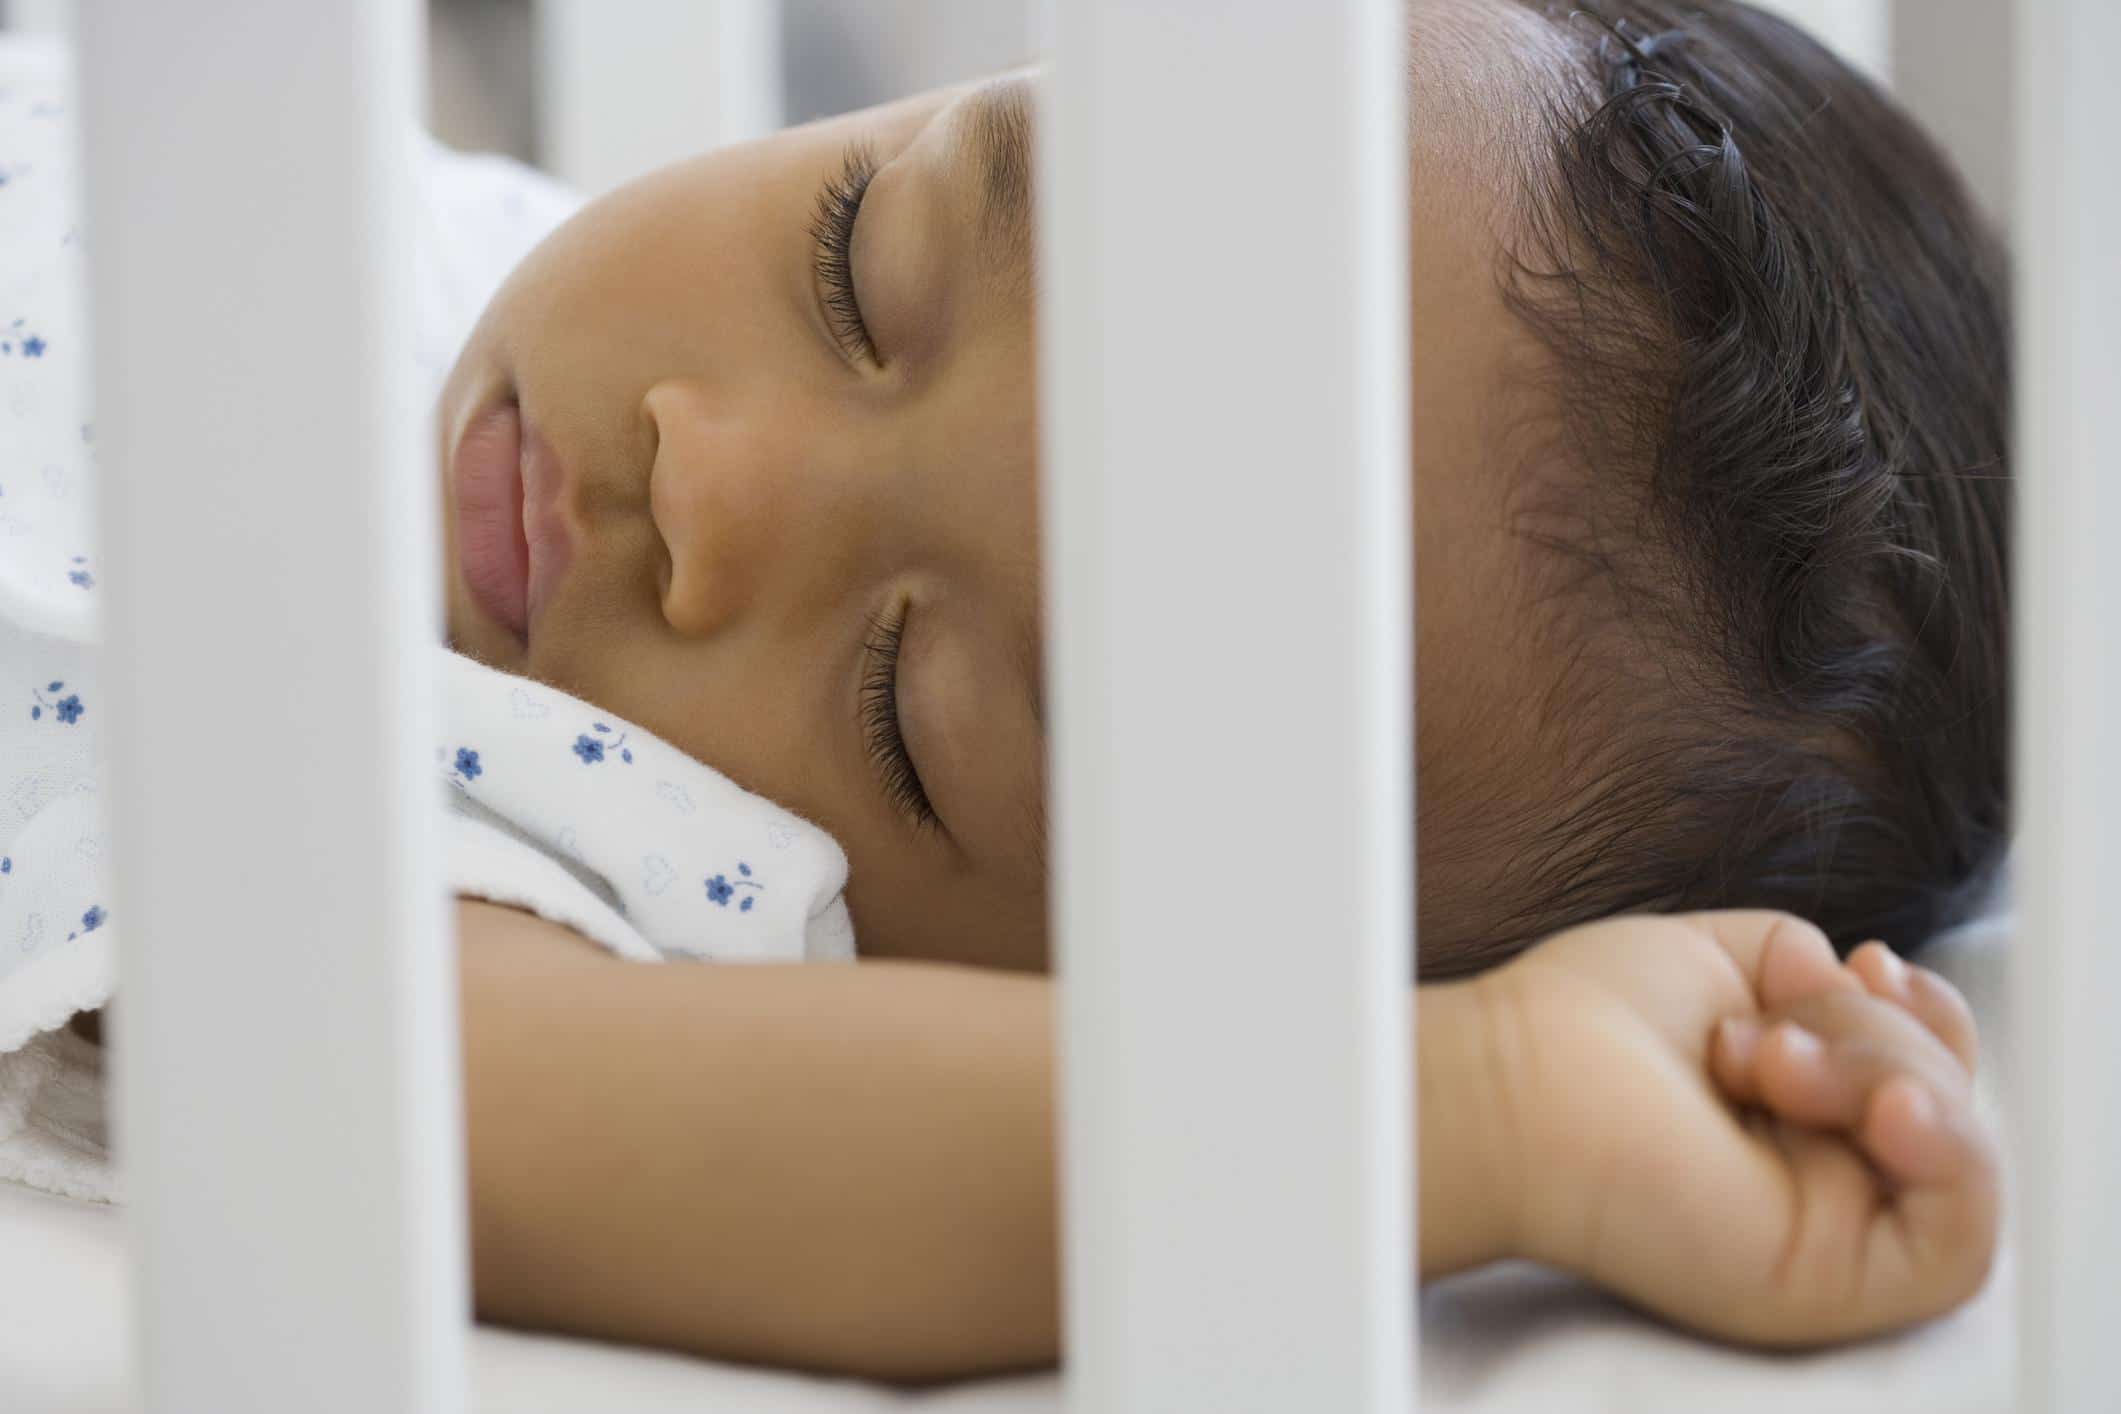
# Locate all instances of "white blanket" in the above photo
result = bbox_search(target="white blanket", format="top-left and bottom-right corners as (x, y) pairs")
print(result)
(0, 37), (122, 1202)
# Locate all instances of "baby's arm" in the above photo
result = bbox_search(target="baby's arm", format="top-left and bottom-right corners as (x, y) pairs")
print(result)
(456, 899), (1512, 1380)
(459, 902), (1993, 1380)
(457, 900), (1061, 1381)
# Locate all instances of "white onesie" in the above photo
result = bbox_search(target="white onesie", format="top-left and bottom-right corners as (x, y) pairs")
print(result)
(0, 39), (854, 1204)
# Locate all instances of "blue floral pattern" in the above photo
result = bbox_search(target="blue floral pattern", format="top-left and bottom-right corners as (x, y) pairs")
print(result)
(0, 316), (46, 358)
(0, 66), (876, 1212)
(706, 861), (764, 911)
(572, 720), (633, 766)
(435, 623), (857, 964)
(28, 680), (82, 725)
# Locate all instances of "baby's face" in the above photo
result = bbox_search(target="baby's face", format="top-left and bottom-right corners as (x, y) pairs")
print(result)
(440, 78), (1049, 968)
(438, 20), (1557, 970)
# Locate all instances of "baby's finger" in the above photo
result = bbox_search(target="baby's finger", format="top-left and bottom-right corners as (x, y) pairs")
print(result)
(1748, 991), (1970, 1133)
(1847, 942), (1980, 1075)
(1712, 1015), (1767, 1107)
(1863, 1073), (1984, 1187)
(1908, 967), (1980, 1074)
(1858, 1074), (2000, 1318)
(1732, 988), (1999, 1336)
(1685, 910), (1861, 1011)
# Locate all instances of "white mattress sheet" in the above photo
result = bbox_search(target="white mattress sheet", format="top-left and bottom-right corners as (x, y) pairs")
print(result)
(0, 917), (2013, 1414)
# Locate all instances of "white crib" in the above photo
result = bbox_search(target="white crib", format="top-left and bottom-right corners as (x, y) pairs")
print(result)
(1, 0), (2113, 1409)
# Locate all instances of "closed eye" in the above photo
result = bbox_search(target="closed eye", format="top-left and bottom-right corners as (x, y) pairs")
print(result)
(810, 143), (880, 365)
(861, 601), (940, 832)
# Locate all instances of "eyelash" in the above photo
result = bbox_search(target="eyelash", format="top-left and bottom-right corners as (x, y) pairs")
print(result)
(861, 601), (939, 832)
(810, 143), (880, 365)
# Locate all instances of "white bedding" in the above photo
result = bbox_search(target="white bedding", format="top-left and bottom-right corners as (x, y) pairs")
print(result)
(0, 915), (2015, 1413)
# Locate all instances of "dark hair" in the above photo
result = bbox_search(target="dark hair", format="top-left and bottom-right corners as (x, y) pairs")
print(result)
(1462, 0), (2011, 970)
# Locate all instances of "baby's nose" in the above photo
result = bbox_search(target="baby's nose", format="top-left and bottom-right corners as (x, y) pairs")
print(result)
(644, 378), (792, 638)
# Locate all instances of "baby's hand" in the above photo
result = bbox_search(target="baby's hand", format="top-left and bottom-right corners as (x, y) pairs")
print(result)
(1479, 912), (1997, 1346)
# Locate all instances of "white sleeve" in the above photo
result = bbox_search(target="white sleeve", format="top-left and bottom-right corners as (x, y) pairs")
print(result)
(445, 797), (662, 963)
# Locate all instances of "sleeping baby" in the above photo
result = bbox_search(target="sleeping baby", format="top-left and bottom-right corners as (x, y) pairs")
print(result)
(4, 0), (2010, 1384)
(437, 0), (2007, 1376)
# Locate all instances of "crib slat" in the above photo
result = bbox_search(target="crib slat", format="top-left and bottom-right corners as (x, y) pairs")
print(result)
(2012, 1), (2121, 1410)
(1040, 3), (1414, 1410)
(78, 3), (465, 1411)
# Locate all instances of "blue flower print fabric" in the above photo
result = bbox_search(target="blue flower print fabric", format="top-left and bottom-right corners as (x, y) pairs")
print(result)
(438, 649), (857, 964)
(0, 36), (597, 1203)
(0, 44), (119, 1062)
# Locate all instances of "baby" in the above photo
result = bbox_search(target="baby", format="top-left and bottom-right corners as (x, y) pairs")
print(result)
(443, 0), (2005, 1382)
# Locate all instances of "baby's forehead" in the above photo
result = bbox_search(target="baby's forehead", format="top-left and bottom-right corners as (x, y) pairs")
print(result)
(1397, 2), (1632, 950)
(1407, 3), (1579, 197)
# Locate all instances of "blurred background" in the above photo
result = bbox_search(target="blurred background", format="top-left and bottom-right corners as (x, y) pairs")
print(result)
(426, 0), (1030, 193)
(0, 0), (2008, 216)
(418, 0), (2007, 217)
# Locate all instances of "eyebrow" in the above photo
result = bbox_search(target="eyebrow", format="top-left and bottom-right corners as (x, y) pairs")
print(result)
(949, 82), (1042, 724)
(952, 81), (1048, 867)
(961, 81), (1035, 270)
(1010, 592), (1050, 872)
(1011, 590), (1046, 734)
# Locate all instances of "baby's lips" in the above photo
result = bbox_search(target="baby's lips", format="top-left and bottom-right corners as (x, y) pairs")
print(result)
(454, 400), (531, 642)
